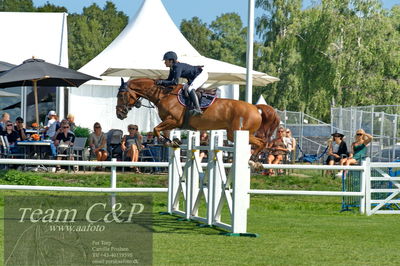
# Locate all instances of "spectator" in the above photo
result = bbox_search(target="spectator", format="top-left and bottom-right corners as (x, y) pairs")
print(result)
(88, 122), (108, 162)
(0, 112), (10, 131)
(54, 123), (76, 171)
(144, 132), (155, 145)
(264, 127), (288, 175)
(121, 124), (143, 173)
(52, 119), (69, 141)
(326, 132), (349, 173)
(44, 110), (58, 139)
(1, 120), (21, 152)
(14, 117), (27, 140)
(199, 130), (209, 162)
(340, 129), (373, 174)
(66, 113), (76, 132)
(283, 128), (296, 162)
(326, 132), (349, 177)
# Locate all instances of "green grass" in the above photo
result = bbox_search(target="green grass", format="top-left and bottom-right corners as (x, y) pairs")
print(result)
(0, 170), (399, 265)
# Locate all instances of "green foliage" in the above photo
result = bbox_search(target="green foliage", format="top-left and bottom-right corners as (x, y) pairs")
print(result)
(0, 170), (44, 185)
(73, 126), (90, 138)
(182, 1), (400, 121)
(67, 1), (128, 69)
(0, 0), (34, 11)
(254, 0), (400, 121)
(181, 13), (248, 67)
(36, 3), (67, 12)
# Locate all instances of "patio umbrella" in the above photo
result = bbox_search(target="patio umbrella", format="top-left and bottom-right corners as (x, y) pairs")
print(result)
(0, 91), (19, 97)
(0, 61), (16, 73)
(0, 58), (100, 124)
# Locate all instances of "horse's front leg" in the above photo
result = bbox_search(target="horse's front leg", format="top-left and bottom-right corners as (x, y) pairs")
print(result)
(153, 118), (181, 142)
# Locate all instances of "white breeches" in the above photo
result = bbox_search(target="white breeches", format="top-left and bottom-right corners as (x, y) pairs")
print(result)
(184, 68), (209, 92)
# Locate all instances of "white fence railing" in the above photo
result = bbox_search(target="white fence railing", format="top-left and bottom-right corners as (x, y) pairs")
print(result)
(0, 131), (399, 235)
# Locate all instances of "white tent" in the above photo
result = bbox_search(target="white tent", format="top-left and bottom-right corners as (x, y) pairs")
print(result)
(256, 95), (267, 105)
(0, 12), (69, 120)
(71, 0), (278, 133)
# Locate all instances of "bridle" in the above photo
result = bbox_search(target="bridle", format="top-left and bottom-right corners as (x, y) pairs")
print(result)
(116, 82), (155, 113)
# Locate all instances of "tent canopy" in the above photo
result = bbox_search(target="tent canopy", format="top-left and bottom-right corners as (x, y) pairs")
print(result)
(81, 0), (278, 87)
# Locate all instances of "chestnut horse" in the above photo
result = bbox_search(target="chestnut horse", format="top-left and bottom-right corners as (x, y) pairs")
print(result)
(116, 78), (280, 159)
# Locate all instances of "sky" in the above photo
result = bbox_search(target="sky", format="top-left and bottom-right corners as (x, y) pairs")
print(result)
(31, 0), (400, 27)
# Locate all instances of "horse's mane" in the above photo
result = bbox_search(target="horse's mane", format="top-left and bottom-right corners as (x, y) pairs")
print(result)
(130, 78), (181, 92)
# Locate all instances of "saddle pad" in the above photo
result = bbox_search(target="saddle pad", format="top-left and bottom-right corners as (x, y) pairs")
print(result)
(177, 89), (217, 109)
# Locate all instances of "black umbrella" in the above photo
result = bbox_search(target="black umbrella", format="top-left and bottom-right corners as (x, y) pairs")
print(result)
(0, 61), (16, 73)
(0, 58), (100, 124)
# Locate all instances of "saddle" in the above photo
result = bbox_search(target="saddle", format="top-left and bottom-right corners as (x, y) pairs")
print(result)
(177, 88), (217, 109)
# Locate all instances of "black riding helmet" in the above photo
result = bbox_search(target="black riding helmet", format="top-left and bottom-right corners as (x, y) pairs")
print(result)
(163, 51), (177, 61)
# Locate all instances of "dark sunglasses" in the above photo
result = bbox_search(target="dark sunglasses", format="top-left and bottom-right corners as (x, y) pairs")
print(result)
(129, 128), (138, 130)
(356, 133), (363, 136)
(6, 124), (13, 127)
(94, 126), (101, 128)
(63, 126), (70, 129)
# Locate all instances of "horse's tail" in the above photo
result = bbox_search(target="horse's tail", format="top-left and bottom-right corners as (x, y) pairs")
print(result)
(255, 104), (280, 144)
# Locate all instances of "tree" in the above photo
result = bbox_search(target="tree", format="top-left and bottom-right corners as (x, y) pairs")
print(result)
(255, 0), (303, 111)
(36, 3), (67, 13)
(180, 17), (214, 57)
(68, 1), (128, 69)
(254, 0), (400, 121)
(209, 13), (247, 66)
(0, 0), (34, 11)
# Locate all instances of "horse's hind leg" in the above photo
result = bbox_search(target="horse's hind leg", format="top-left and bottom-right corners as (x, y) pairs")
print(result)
(227, 130), (265, 162)
(249, 135), (266, 162)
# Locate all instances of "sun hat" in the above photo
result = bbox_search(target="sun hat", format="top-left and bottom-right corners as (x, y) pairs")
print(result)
(331, 132), (344, 138)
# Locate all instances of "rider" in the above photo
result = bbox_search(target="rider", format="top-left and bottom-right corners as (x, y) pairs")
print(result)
(156, 51), (208, 116)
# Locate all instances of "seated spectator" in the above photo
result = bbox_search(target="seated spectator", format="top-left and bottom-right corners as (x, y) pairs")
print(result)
(54, 123), (75, 171)
(121, 124), (143, 173)
(144, 132), (155, 145)
(265, 127), (288, 175)
(14, 117), (27, 141)
(283, 128), (296, 162)
(340, 129), (373, 174)
(88, 122), (108, 162)
(326, 132), (349, 177)
(1, 120), (21, 153)
(52, 119), (69, 141)
(67, 113), (76, 132)
(199, 130), (209, 162)
(0, 112), (10, 131)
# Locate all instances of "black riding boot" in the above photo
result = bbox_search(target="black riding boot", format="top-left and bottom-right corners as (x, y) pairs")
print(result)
(189, 90), (202, 116)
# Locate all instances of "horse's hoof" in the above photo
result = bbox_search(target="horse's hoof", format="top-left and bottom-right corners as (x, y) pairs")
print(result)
(255, 162), (264, 172)
(248, 160), (256, 168)
(249, 160), (263, 172)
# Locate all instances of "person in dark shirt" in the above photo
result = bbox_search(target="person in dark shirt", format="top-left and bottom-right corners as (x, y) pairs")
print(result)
(54, 123), (75, 160)
(14, 117), (27, 140)
(156, 51), (209, 116)
(1, 120), (21, 154)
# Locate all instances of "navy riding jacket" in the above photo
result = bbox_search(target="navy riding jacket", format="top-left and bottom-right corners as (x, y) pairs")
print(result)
(159, 62), (202, 86)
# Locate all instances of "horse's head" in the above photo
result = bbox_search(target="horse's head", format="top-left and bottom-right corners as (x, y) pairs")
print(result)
(116, 78), (142, 120)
